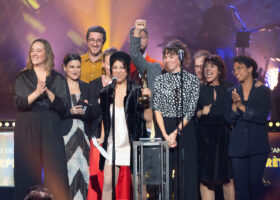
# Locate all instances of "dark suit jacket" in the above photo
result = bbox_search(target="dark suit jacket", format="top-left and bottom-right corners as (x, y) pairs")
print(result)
(129, 35), (162, 100)
(60, 79), (101, 137)
(225, 82), (271, 157)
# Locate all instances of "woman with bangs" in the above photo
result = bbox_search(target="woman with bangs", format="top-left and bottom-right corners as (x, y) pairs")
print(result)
(196, 55), (235, 200)
(14, 38), (70, 200)
(153, 40), (200, 199)
(98, 51), (152, 200)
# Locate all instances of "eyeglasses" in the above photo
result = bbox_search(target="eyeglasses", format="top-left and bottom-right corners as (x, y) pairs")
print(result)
(88, 38), (103, 44)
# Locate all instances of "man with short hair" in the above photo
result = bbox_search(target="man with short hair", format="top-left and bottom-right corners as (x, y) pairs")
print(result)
(129, 19), (162, 92)
(193, 50), (211, 83)
(80, 26), (106, 83)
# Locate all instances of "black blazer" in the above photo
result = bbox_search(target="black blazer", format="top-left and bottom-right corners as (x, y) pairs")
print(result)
(99, 80), (147, 170)
(60, 79), (101, 137)
(225, 82), (271, 157)
(14, 69), (67, 114)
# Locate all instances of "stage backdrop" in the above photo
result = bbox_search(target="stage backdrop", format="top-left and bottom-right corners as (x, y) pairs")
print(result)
(0, 130), (14, 186)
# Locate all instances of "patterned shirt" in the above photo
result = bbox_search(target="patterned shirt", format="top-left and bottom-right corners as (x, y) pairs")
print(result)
(80, 52), (103, 83)
(152, 70), (200, 120)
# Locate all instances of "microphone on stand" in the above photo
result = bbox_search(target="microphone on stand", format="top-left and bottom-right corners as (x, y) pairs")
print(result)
(108, 77), (118, 95)
(109, 77), (117, 89)
(178, 49), (184, 65)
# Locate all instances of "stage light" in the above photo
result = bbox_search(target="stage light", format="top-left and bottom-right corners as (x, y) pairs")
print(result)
(0, 120), (16, 129)
(269, 122), (274, 127)
(27, 0), (40, 10)
(22, 0), (49, 11)
(22, 12), (46, 34)
(276, 122), (280, 127)
(265, 67), (279, 90)
(67, 30), (86, 47)
(55, 0), (152, 49)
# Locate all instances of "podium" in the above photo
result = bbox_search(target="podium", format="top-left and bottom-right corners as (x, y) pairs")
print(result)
(133, 138), (169, 200)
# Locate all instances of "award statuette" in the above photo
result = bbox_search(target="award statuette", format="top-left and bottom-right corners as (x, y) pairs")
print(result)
(138, 69), (150, 108)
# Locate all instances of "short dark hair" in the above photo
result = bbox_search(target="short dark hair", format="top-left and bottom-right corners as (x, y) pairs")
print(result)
(202, 55), (227, 83)
(130, 27), (148, 37)
(162, 39), (191, 67)
(62, 53), (81, 67)
(233, 55), (258, 79)
(103, 47), (118, 62)
(86, 26), (106, 44)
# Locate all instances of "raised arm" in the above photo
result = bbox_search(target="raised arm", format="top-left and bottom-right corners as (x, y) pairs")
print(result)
(129, 19), (162, 77)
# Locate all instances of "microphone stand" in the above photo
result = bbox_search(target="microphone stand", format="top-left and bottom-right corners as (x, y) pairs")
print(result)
(112, 88), (116, 200)
(178, 61), (185, 200)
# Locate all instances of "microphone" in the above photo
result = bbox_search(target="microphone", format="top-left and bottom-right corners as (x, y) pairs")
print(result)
(178, 49), (184, 63)
(109, 77), (117, 91)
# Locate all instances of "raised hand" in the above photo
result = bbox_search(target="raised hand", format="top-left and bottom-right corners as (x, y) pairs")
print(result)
(135, 19), (146, 31)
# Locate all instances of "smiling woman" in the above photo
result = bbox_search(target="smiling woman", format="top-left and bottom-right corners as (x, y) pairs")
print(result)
(60, 53), (101, 200)
(14, 38), (70, 200)
(226, 55), (271, 200)
(153, 39), (200, 199)
(196, 55), (235, 200)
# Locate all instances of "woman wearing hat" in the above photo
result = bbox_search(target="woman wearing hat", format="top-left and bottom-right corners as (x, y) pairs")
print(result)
(98, 51), (152, 200)
(226, 55), (271, 200)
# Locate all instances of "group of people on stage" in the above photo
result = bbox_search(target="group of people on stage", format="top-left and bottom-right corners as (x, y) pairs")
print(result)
(14, 18), (271, 200)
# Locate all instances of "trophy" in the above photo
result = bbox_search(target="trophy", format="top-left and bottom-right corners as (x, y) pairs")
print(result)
(138, 69), (150, 108)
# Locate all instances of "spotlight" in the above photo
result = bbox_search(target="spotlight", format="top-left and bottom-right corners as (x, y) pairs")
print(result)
(269, 122), (274, 127)
(12, 122), (16, 127)
(265, 68), (279, 90)
(4, 122), (9, 127)
(0, 122), (2, 127)
(276, 122), (280, 127)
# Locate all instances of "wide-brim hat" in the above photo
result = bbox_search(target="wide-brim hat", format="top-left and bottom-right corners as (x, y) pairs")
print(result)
(109, 51), (131, 71)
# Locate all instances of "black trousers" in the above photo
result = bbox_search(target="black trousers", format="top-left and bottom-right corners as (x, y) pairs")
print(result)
(156, 117), (198, 200)
(231, 153), (269, 200)
(14, 111), (70, 200)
